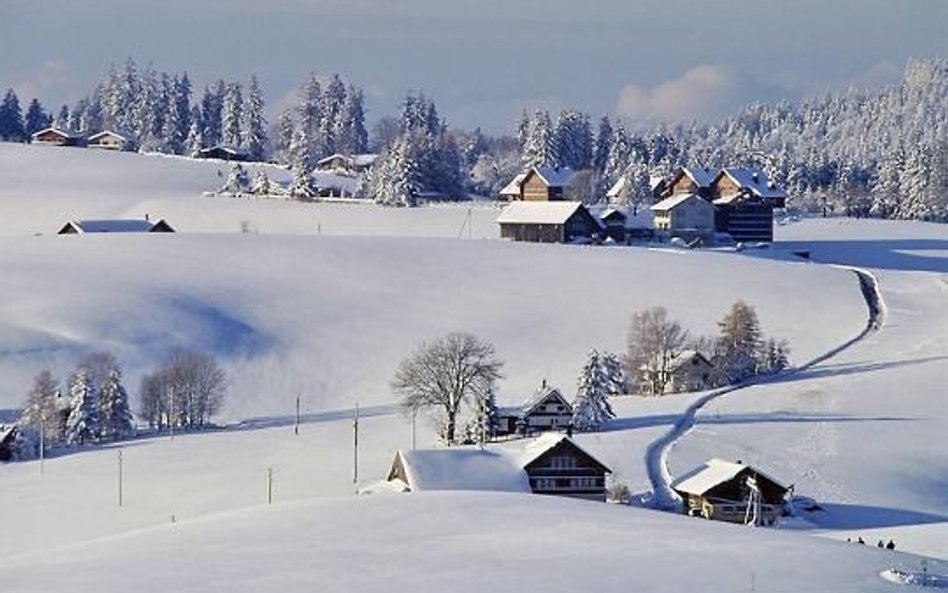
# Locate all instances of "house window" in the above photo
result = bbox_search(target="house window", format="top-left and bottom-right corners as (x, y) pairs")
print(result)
(549, 456), (575, 469)
(534, 478), (556, 490)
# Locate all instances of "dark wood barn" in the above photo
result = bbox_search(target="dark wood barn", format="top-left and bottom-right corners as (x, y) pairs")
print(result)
(497, 201), (602, 243)
(672, 458), (790, 525)
(521, 435), (612, 502)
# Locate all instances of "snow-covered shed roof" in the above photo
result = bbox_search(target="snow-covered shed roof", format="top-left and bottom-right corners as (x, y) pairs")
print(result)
(672, 458), (787, 496)
(606, 176), (627, 199)
(31, 127), (80, 140)
(499, 173), (528, 197)
(716, 168), (787, 200)
(532, 166), (575, 188)
(520, 384), (571, 416)
(58, 219), (175, 234)
(496, 201), (588, 225)
(391, 448), (531, 493)
(87, 129), (132, 143)
(650, 193), (707, 212)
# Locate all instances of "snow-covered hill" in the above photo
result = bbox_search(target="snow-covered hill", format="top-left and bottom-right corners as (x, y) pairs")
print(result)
(0, 145), (945, 590)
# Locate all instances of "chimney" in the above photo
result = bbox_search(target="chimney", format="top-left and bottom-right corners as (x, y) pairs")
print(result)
(541, 378), (547, 389)
(145, 213), (150, 221)
(751, 172), (759, 183)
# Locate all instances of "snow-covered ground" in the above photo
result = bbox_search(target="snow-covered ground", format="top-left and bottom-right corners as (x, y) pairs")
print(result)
(0, 146), (945, 591)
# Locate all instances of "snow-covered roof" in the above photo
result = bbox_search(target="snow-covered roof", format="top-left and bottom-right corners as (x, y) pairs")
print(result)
(351, 153), (379, 167)
(672, 458), (787, 496)
(520, 384), (571, 416)
(499, 173), (528, 197)
(87, 130), (132, 143)
(496, 201), (587, 225)
(606, 177), (627, 198)
(387, 434), (609, 494)
(58, 219), (173, 234)
(680, 167), (716, 188)
(649, 175), (666, 192)
(650, 193), (707, 212)
(31, 127), (79, 140)
(532, 166), (575, 188)
(717, 168), (787, 200)
(393, 448), (531, 492)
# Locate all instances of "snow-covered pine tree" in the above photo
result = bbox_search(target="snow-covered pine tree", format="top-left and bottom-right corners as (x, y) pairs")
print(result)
(521, 109), (555, 168)
(0, 88), (26, 141)
(599, 351), (625, 397)
(274, 110), (295, 164)
(757, 338), (790, 375)
(466, 385), (499, 445)
(552, 109), (593, 171)
(335, 84), (368, 155)
(250, 170), (273, 196)
(98, 368), (134, 441)
(572, 350), (616, 432)
(65, 368), (99, 446)
(713, 300), (763, 384)
(55, 104), (70, 130)
(243, 74), (267, 160)
(185, 105), (204, 156)
(298, 74), (323, 159)
(220, 162), (251, 195)
(593, 115), (613, 173)
(373, 133), (420, 206)
(17, 370), (62, 444)
(200, 82), (225, 148)
(288, 156), (317, 200)
(222, 82), (243, 148)
(24, 98), (50, 136)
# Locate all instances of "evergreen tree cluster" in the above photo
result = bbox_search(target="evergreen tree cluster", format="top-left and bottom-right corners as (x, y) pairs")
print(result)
(371, 92), (464, 206)
(571, 350), (623, 431)
(12, 352), (134, 459)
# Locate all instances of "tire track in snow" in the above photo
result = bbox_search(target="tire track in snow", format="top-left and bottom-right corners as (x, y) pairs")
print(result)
(644, 265), (886, 510)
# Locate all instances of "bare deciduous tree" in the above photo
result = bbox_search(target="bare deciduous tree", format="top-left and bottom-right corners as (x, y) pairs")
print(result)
(138, 351), (226, 431)
(392, 332), (503, 445)
(625, 307), (689, 395)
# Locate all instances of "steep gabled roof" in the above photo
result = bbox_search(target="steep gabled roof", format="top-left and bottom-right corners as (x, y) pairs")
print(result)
(520, 384), (572, 416)
(680, 166), (717, 188)
(531, 165), (575, 188)
(606, 176), (627, 198)
(496, 201), (588, 225)
(499, 172), (528, 197)
(672, 458), (788, 496)
(87, 129), (134, 143)
(716, 168), (787, 199)
(31, 127), (80, 140)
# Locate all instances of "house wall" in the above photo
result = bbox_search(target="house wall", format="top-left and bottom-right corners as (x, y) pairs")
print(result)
(500, 223), (564, 243)
(564, 210), (600, 241)
(521, 173), (552, 201)
(670, 357), (712, 392)
(525, 442), (608, 501)
(669, 175), (701, 195)
(711, 175), (743, 200)
(721, 202), (775, 242)
(89, 135), (124, 150)
(34, 131), (68, 146)
(670, 199), (715, 232)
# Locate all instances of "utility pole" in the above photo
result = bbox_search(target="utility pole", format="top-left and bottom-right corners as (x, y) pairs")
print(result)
(294, 395), (300, 436)
(267, 467), (273, 504)
(117, 449), (124, 507)
(353, 403), (359, 493)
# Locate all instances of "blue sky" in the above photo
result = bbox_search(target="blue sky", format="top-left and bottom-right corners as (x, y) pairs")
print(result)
(2, 0), (945, 134)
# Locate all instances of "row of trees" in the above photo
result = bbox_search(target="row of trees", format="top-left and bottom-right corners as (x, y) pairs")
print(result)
(626, 301), (789, 396)
(12, 352), (134, 458)
(6, 350), (227, 461)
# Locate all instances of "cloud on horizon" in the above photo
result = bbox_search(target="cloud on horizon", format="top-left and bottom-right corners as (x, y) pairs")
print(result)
(616, 65), (789, 124)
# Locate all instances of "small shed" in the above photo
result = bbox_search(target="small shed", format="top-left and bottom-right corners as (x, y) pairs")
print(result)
(31, 127), (82, 147)
(58, 219), (176, 234)
(497, 201), (602, 243)
(672, 458), (790, 525)
(639, 350), (713, 394)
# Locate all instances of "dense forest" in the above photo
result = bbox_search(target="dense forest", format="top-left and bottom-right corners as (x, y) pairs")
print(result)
(0, 58), (945, 220)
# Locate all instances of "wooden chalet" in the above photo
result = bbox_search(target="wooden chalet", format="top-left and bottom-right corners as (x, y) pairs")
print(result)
(672, 458), (790, 525)
(379, 433), (612, 502)
(663, 166), (716, 200)
(86, 130), (135, 151)
(31, 127), (82, 147)
(315, 153), (378, 176)
(650, 193), (715, 237)
(496, 383), (574, 436)
(497, 201), (602, 244)
(499, 172), (528, 201)
(709, 168), (787, 243)
(504, 166), (576, 201)
(58, 218), (176, 234)
(197, 145), (250, 161)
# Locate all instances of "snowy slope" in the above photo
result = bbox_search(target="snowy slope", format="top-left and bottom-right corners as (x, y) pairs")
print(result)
(0, 146), (946, 590)
(2, 492), (940, 593)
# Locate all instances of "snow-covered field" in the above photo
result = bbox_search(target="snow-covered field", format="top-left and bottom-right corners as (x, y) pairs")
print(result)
(0, 145), (945, 591)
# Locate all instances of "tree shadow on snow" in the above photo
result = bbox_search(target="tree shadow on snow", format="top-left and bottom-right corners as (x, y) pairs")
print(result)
(774, 355), (948, 383)
(805, 503), (948, 530)
(602, 410), (914, 433)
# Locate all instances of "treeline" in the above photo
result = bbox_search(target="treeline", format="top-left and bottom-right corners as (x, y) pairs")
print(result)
(2, 58), (945, 220)
(5, 350), (226, 461)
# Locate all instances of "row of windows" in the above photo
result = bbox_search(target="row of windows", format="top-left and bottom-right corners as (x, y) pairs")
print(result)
(532, 477), (603, 490)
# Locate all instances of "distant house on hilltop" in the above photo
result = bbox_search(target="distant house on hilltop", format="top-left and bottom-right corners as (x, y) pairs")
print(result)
(672, 458), (790, 525)
(197, 145), (250, 162)
(496, 382), (574, 436)
(638, 350), (713, 395)
(380, 433), (612, 502)
(31, 127), (82, 147)
(315, 153), (378, 176)
(86, 130), (136, 152)
(58, 218), (176, 234)
(709, 168), (788, 243)
(497, 201), (602, 243)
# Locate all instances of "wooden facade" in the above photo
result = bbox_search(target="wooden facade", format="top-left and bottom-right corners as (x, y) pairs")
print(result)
(673, 459), (789, 525)
(496, 385), (574, 436)
(709, 169), (788, 243)
(31, 127), (81, 147)
(650, 194), (715, 235)
(497, 202), (602, 244)
(523, 438), (612, 501)
(86, 130), (133, 151)
(664, 167), (715, 199)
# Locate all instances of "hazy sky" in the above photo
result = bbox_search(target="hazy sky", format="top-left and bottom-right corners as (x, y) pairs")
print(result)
(2, 0), (945, 134)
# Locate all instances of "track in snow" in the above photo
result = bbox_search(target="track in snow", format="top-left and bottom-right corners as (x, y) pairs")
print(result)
(644, 266), (886, 510)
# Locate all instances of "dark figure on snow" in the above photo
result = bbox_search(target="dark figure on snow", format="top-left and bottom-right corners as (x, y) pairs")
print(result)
(877, 540), (885, 548)
(857, 537), (865, 544)
(886, 540), (896, 550)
